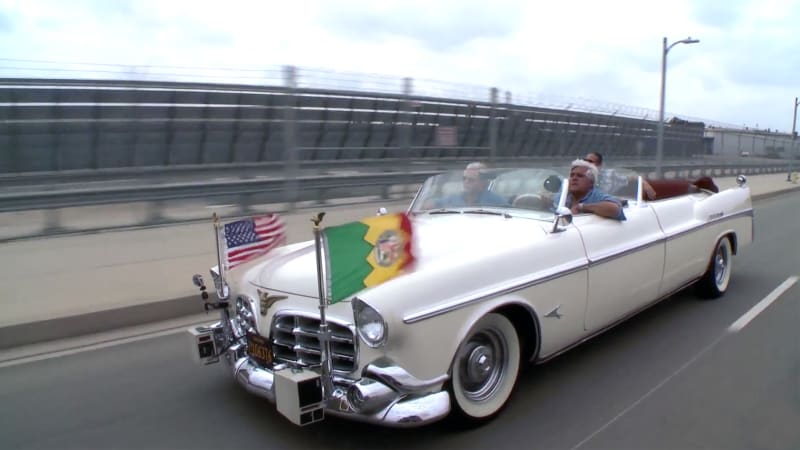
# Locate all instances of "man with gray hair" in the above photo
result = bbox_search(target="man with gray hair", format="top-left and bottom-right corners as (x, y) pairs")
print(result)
(555, 159), (626, 220)
(436, 161), (508, 207)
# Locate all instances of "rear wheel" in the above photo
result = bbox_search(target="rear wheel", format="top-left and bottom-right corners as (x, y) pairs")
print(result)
(697, 237), (733, 299)
(449, 313), (520, 423)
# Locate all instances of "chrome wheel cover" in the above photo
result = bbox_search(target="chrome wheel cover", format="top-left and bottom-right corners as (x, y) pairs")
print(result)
(714, 242), (730, 288)
(457, 328), (507, 403)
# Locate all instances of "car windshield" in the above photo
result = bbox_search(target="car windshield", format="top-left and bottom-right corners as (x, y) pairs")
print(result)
(409, 167), (566, 216)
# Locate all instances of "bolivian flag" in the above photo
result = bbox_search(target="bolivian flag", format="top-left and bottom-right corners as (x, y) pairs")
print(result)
(323, 212), (414, 304)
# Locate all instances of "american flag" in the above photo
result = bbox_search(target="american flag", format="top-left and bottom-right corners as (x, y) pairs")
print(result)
(223, 214), (287, 269)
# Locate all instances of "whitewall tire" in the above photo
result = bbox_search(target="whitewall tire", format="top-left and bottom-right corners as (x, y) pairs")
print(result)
(697, 237), (733, 299)
(449, 313), (521, 423)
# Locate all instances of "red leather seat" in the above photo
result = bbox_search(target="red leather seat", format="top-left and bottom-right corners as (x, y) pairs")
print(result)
(646, 176), (718, 201)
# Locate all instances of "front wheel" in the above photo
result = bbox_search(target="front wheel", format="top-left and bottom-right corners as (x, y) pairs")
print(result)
(697, 237), (733, 299)
(449, 313), (520, 424)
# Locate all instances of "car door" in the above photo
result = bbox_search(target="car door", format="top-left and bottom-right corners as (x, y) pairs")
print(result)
(528, 224), (591, 358)
(576, 204), (666, 332)
(649, 194), (729, 297)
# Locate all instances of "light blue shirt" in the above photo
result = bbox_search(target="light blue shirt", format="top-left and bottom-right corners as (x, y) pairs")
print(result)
(554, 187), (626, 221)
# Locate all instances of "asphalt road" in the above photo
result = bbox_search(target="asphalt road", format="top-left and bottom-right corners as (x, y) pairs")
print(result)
(1, 192), (798, 450)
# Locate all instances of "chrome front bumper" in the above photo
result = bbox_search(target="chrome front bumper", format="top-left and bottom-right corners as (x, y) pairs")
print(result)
(199, 331), (451, 427)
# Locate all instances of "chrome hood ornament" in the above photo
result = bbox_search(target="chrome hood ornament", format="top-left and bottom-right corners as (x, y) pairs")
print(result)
(258, 289), (288, 315)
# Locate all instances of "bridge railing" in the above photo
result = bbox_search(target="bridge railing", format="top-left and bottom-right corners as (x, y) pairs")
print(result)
(0, 159), (787, 242)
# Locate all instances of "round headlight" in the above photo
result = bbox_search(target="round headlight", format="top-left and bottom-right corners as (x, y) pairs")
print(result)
(353, 298), (387, 348)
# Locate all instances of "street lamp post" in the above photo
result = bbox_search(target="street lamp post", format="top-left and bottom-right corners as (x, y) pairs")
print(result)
(655, 36), (699, 179)
(788, 97), (798, 182)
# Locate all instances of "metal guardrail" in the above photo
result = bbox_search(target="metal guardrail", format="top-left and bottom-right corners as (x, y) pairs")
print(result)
(0, 161), (787, 213)
(0, 154), (485, 189)
(0, 154), (783, 188)
(0, 158), (789, 243)
(0, 171), (440, 213)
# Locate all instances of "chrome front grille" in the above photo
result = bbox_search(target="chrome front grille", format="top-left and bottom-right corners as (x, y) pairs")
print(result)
(271, 313), (357, 374)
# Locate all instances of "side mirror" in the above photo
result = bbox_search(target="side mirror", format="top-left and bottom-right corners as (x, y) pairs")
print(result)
(555, 206), (572, 218)
(192, 274), (209, 300)
(551, 177), (572, 233)
(376, 207), (388, 216)
(736, 175), (747, 187)
(192, 274), (205, 288)
(551, 206), (573, 232)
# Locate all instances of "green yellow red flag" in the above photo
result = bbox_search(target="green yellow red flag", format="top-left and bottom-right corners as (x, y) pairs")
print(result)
(323, 212), (414, 303)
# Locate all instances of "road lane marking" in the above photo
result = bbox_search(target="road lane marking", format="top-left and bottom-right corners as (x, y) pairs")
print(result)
(572, 276), (799, 449)
(205, 204), (235, 208)
(570, 333), (726, 450)
(728, 276), (798, 333)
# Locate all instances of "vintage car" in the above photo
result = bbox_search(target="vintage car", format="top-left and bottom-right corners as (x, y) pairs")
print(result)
(187, 165), (753, 427)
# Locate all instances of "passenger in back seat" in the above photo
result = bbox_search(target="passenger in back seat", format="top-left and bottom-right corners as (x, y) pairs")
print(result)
(584, 152), (657, 200)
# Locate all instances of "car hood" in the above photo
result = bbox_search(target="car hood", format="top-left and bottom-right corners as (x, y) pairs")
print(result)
(252, 213), (550, 298)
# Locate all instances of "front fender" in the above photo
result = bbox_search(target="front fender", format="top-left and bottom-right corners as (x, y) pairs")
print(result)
(378, 295), (538, 381)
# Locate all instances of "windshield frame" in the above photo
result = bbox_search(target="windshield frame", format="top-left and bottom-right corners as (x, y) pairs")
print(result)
(407, 164), (648, 219)
(407, 167), (567, 218)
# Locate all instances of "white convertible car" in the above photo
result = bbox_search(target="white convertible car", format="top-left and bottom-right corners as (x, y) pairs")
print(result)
(187, 165), (753, 427)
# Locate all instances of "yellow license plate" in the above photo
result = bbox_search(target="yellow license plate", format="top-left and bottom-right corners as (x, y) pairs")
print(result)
(246, 332), (274, 367)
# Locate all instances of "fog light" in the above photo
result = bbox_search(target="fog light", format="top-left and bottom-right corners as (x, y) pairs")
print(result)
(346, 378), (398, 414)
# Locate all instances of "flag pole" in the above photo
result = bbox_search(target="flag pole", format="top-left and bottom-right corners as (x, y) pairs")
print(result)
(212, 213), (227, 299)
(311, 212), (334, 398)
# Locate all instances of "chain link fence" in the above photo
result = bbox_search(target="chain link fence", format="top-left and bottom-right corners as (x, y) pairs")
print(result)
(0, 58), (769, 128)
(0, 60), (795, 176)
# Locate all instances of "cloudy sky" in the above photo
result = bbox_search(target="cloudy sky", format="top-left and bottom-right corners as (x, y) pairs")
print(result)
(0, 0), (798, 132)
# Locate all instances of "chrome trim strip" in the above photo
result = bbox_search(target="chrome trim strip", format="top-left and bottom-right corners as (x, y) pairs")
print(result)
(587, 237), (664, 267)
(403, 259), (588, 324)
(665, 209), (753, 242)
(588, 210), (752, 266)
(404, 209), (752, 324)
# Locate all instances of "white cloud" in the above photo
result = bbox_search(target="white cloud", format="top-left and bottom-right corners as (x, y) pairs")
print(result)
(0, 0), (797, 131)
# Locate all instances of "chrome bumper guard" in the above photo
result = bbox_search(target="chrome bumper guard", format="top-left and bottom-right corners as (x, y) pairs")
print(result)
(192, 323), (451, 427)
(227, 344), (450, 427)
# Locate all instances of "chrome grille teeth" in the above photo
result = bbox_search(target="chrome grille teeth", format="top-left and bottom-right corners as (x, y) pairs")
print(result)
(271, 314), (357, 373)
